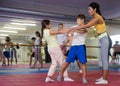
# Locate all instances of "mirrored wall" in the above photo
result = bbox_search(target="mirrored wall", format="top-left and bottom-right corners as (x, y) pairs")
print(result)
(0, 16), (120, 64)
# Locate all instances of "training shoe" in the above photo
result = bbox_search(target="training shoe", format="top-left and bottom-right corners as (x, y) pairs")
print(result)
(79, 70), (82, 73)
(45, 77), (54, 82)
(64, 77), (74, 81)
(96, 77), (103, 82)
(82, 78), (88, 84)
(95, 79), (108, 84)
(57, 75), (62, 81)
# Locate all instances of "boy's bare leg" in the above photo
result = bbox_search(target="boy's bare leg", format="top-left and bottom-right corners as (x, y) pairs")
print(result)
(81, 64), (86, 78)
(76, 59), (81, 69)
(81, 64), (88, 84)
(57, 62), (70, 81)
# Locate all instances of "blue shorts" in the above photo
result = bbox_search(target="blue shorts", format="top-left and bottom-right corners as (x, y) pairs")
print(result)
(3, 51), (10, 58)
(66, 45), (87, 64)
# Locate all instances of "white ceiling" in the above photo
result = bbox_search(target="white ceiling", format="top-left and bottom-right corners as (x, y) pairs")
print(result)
(0, 0), (120, 43)
(0, 0), (120, 19)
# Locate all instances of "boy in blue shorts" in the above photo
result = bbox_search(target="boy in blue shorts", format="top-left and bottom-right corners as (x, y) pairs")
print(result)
(57, 14), (88, 84)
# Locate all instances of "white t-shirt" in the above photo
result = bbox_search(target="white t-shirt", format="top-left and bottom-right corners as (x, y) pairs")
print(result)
(43, 29), (59, 49)
(35, 37), (40, 47)
(3, 45), (9, 52)
(71, 25), (87, 46)
(56, 34), (66, 45)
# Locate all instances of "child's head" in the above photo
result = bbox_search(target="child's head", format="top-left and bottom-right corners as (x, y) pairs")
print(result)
(58, 23), (64, 29)
(5, 36), (11, 42)
(41, 19), (51, 38)
(76, 14), (86, 25)
(35, 31), (40, 37)
(31, 37), (36, 42)
(41, 20), (51, 29)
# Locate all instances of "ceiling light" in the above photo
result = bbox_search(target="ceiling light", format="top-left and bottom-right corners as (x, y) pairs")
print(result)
(0, 30), (18, 33)
(11, 19), (37, 23)
(11, 22), (36, 26)
(4, 26), (26, 30)
(0, 34), (9, 36)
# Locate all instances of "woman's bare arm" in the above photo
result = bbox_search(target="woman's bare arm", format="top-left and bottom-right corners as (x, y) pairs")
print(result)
(75, 18), (99, 29)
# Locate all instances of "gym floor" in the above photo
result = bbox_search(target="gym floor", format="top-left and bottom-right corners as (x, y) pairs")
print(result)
(0, 59), (120, 86)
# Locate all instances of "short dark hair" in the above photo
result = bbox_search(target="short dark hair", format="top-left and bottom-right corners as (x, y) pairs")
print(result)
(31, 37), (36, 40)
(77, 14), (86, 21)
(59, 23), (63, 26)
(35, 31), (40, 37)
(5, 36), (11, 42)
